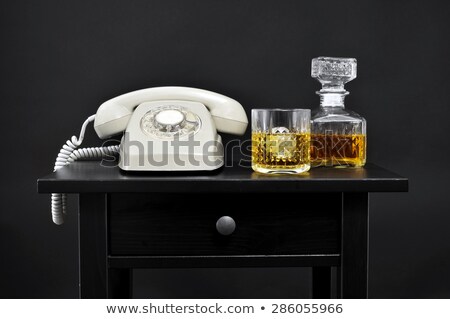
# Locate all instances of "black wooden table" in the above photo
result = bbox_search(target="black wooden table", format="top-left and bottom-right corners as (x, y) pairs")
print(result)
(37, 162), (407, 299)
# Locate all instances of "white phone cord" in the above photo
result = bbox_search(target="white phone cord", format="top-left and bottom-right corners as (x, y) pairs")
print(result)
(52, 115), (120, 225)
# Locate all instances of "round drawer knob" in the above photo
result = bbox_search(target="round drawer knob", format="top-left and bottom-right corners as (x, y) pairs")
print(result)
(216, 216), (236, 236)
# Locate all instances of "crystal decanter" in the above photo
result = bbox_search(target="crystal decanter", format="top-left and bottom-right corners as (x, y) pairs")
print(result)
(310, 57), (366, 167)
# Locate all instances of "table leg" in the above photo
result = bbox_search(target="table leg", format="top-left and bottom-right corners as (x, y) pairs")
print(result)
(312, 267), (332, 298)
(79, 193), (133, 298)
(79, 193), (108, 298)
(108, 268), (133, 298)
(340, 192), (369, 298)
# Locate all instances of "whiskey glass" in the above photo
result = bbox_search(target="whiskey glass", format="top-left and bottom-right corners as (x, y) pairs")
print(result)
(251, 109), (310, 174)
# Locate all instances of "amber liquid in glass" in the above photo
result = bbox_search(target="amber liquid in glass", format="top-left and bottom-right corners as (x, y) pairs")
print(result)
(252, 132), (310, 174)
(310, 133), (366, 167)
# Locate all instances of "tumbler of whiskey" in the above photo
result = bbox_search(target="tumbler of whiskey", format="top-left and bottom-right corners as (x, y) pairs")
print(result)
(251, 109), (311, 174)
(311, 57), (366, 167)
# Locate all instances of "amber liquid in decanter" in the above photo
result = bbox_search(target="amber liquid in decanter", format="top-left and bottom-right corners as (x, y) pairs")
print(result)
(310, 133), (366, 167)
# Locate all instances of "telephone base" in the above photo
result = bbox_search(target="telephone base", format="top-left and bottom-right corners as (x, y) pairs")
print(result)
(118, 148), (224, 171)
(116, 100), (226, 172)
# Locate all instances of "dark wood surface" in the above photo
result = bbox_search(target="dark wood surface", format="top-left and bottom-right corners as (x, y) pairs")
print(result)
(37, 162), (406, 299)
(109, 193), (340, 256)
(37, 162), (408, 193)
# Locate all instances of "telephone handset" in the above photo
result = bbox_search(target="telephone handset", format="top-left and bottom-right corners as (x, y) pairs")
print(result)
(51, 86), (248, 224)
(94, 86), (248, 138)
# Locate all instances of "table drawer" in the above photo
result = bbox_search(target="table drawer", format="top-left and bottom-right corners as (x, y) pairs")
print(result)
(109, 193), (340, 256)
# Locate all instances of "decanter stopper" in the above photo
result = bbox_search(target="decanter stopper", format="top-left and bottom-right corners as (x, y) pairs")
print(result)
(311, 57), (357, 93)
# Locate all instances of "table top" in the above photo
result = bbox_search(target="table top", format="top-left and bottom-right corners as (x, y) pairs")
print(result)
(37, 162), (408, 193)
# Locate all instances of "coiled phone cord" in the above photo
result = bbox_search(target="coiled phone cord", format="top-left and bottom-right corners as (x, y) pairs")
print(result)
(52, 115), (120, 225)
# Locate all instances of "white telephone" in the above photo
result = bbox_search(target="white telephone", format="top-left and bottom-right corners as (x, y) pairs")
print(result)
(51, 87), (248, 224)
(94, 86), (247, 171)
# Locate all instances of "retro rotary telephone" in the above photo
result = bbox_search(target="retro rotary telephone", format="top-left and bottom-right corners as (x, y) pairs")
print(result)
(51, 87), (248, 224)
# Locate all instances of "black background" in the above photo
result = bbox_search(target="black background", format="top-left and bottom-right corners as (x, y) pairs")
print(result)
(1, 0), (449, 298)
